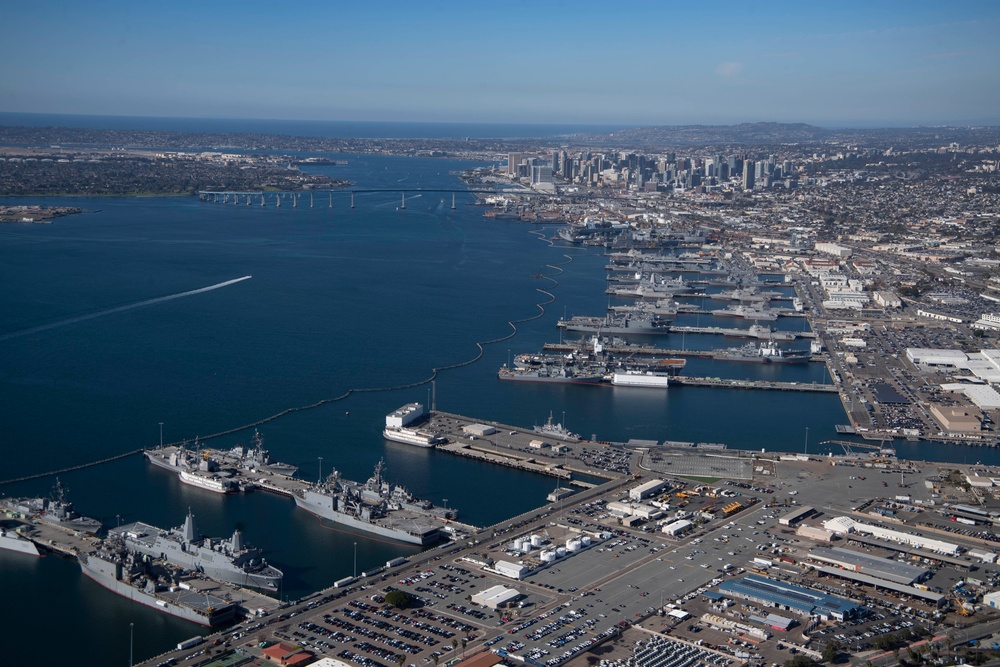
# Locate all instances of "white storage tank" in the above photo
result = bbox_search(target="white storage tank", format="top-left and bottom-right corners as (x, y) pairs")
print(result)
(581, 535), (592, 546)
(519, 539), (531, 552)
(555, 547), (567, 558)
(540, 550), (556, 563)
(567, 539), (582, 552)
(530, 535), (543, 548)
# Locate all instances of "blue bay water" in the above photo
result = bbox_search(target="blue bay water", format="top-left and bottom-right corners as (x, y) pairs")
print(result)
(0, 152), (987, 665)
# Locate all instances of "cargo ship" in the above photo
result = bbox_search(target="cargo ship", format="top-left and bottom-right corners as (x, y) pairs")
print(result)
(109, 510), (282, 591)
(292, 460), (457, 546)
(79, 545), (237, 627)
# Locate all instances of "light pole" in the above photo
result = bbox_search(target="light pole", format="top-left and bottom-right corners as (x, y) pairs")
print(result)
(158, 422), (163, 448)
(318, 456), (323, 484)
(804, 426), (809, 455)
(353, 542), (357, 578)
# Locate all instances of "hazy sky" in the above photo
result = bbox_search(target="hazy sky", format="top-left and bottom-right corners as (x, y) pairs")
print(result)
(3, 0), (998, 127)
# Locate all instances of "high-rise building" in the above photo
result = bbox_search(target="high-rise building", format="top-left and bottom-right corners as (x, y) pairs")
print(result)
(506, 153), (522, 176)
(743, 161), (756, 191)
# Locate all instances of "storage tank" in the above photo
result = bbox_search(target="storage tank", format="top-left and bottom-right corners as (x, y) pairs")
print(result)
(540, 550), (556, 563)
(530, 535), (543, 548)
(581, 536), (592, 546)
(518, 539), (531, 553)
(555, 547), (567, 558)
(567, 539), (582, 552)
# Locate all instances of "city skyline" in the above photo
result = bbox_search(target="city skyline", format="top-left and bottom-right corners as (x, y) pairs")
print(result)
(2, 1), (999, 128)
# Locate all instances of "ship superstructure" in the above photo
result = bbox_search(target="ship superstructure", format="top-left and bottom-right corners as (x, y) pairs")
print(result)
(109, 510), (282, 591)
(293, 459), (457, 546)
(3, 479), (102, 534)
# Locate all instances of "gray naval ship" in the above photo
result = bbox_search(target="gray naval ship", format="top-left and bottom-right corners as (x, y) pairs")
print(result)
(3, 478), (103, 534)
(79, 541), (237, 627)
(294, 459), (458, 546)
(109, 510), (282, 591)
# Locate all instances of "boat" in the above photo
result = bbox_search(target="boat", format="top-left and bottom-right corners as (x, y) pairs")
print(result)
(383, 403), (448, 447)
(145, 444), (240, 494)
(557, 312), (671, 335)
(710, 304), (779, 321)
(78, 545), (237, 627)
(611, 371), (672, 388)
(109, 510), (282, 591)
(0, 527), (40, 556)
(499, 359), (606, 384)
(292, 460), (457, 546)
(713, 340), (811, 363)
(533, 412), (580, 442)
(2, 479), (102, 534)
(225, 430), (298, 477)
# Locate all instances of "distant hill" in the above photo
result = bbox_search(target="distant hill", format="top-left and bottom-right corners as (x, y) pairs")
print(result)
(573, 122), (1000, 148)
(575, 122), (833, 146)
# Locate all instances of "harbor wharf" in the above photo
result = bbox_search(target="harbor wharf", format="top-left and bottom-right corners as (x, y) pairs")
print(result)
(142, 450), (1000, 667)
(419, 410), (624, 482)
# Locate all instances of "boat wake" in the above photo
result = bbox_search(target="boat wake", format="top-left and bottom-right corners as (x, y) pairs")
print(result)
(0, 276), (252, 343)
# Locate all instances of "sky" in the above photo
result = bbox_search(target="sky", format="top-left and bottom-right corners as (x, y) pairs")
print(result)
(2, 0), (999, 128)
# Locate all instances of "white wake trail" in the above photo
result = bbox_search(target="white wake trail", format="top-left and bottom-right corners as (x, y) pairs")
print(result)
(0, 275), (252, 343)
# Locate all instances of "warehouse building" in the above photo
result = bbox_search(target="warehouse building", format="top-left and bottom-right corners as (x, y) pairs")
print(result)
(471, 585), (522, 610)
(779, 506), (815, 526)
(822, 516), (960, 556)
(717, 574), (862, 621)
(807, 546), (929, 585)
(630, 479), (668, 501)
(809, 567), (945, 606)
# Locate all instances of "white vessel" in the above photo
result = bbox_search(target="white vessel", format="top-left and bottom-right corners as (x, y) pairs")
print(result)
(382, 427), (446, 447)
(383, 403), (447, 447)
(0, 528), (40, 556)
(611, 371), (671, 388)
(178, 469), (237, 494)
(145, 444), (239, 494)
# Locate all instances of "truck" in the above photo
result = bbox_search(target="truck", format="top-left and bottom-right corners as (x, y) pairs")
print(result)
(176, 636), (205, 651)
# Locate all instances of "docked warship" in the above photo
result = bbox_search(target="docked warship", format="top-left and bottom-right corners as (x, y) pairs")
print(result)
(556, 312), (671, 335)
(3, 479), (103, 534)
(79, 541), (237, 627)
(713, 339), (811, 363)
(109, 510), (282, 591)
(145, 441), (241, 494)
(293, 460), (458, 546)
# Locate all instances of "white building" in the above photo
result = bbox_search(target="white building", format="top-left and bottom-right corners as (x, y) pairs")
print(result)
(661, 519), (693, 536)
(472, 585), (522, 610)
(629, 479), (667, 501)
(815, 242), (853, 258)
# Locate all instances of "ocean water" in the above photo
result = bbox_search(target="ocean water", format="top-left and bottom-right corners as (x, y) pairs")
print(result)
(0, 112), (623, 139)
(0, 151), (977, 665)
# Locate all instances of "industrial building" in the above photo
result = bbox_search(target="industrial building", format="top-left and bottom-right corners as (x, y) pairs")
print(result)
(796, 525), (835, 542)
(807, 546), (929, 585)
(823, 516), (960, 555)
(779, 506), (815, 526)
(629, 479), (668, 501)
(717, 574), (863, 621)
(661, 519), (693, 536)
(809, 566), (945, 606)
(471, 585), (521, 610)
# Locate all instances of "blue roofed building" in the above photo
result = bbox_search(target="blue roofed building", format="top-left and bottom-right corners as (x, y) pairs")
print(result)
(717, 574), (863, 621)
